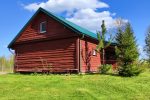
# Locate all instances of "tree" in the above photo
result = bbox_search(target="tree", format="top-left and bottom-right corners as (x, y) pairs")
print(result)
(0, 56), (6, 72)
(96, 20), (113, 65)
(116, 23), (139, 65)
(145, 26), (150, 64)
(0, 56), (14, 72)
(115, 23), (140, 76)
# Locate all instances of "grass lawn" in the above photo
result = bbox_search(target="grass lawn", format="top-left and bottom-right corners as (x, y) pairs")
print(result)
(0, 71), (150, 100)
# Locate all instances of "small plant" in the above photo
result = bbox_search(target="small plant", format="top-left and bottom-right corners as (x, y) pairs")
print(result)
(40, 57), (53, 74)
(99, 64), (111, 74)
(118, 64), (143, 77)
(31, 72), (39, 76)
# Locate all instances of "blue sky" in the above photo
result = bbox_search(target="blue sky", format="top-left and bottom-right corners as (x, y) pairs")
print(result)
(0, 0), (150, 58)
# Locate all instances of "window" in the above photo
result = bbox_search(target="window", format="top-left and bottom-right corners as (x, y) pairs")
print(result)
(92, 49), (97, 56)
(40, 22), (46, 33)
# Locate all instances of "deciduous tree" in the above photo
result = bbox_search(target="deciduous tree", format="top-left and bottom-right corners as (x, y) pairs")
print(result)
(96, 20), (113, 65)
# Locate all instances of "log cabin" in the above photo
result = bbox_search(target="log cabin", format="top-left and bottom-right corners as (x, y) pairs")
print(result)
(8, 8), (116, 73)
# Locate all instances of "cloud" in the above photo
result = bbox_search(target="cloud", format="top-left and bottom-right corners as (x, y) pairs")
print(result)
(23, 0), (127, 32)
(24, 0), (109, 13)
(67, 8), (116, 32)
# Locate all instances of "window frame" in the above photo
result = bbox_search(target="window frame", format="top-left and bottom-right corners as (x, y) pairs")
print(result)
(40, 21), (46, 33)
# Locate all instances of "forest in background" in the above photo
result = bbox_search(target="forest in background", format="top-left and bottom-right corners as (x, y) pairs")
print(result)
(0, 55), (14, 73)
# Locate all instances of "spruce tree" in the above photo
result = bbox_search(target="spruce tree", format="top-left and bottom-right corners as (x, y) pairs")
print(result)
(115, 23), (140, 76)
(145, 27), (150, 64)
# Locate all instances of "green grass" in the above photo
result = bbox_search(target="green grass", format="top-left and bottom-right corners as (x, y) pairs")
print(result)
(0, 71), (150, 100)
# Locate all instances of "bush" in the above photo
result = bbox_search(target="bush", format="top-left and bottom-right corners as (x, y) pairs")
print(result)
(118, 64), (143, 77)
(99, 64), (111, 74)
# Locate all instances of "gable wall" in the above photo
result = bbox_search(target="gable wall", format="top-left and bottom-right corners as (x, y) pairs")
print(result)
(15, 11), (76, 43)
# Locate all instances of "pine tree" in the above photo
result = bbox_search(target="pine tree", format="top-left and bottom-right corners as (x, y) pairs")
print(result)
(145, 27), (150, 64)
(115, 23), (140, 76)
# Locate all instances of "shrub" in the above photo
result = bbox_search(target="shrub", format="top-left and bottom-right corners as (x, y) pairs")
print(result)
(118, 64), (143, 77)
(136, 60), (149, 72)
(99, 64), (111, 74)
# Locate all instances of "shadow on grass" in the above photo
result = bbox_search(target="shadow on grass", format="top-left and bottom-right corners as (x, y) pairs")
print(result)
(7, 71), (136, 78)
(85, 72), (119, 76)
(7, 72), (140, 78)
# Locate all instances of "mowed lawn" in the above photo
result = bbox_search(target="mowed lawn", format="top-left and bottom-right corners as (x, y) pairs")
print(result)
(0, 72), (150, 100)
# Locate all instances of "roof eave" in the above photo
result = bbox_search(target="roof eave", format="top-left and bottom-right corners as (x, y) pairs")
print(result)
(8, 8), (44, 48)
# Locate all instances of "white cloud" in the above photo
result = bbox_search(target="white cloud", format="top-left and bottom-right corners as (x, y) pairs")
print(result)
(24, 0), (109, 13)
(67, 8), (116, 32)
(23, 0), (127, 32)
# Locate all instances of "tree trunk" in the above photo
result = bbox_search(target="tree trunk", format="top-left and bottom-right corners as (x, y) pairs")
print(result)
(102, 49), (105, 65)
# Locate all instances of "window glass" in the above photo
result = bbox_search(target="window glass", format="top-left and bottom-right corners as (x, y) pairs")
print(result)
(40, 22), (46, 33)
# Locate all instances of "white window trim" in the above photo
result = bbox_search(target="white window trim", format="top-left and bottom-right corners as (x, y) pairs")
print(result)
(40, 21), (46, 33)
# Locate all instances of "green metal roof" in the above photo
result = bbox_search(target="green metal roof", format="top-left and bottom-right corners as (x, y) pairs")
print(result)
(8, 7), (98, 48)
